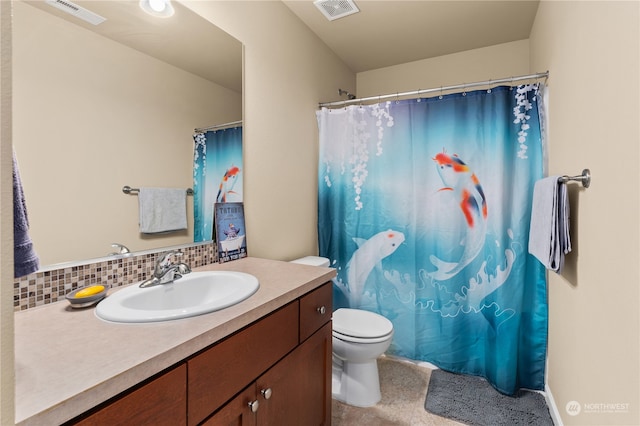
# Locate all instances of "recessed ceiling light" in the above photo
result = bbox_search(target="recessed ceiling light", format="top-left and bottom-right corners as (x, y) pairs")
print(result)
(139, 0), (175, 18)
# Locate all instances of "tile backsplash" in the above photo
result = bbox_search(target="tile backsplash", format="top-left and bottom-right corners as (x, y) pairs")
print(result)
(14, 243), (217, 311)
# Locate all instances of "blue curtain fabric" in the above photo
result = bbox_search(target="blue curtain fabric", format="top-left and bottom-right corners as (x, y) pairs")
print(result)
(317, 84), (547, 394)
(193, 126), (243, 242)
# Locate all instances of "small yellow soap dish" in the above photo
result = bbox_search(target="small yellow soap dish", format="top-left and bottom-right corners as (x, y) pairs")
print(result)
(66, 285), (108, 309)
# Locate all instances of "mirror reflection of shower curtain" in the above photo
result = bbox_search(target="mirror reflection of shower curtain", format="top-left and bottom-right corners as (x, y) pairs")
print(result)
(317, 84), (548, 395)
(193, 126), (243, 242)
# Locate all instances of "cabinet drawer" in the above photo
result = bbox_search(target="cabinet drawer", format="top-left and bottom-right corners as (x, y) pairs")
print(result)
(188, 302), (299, 426)
(299, 282), (332, 342)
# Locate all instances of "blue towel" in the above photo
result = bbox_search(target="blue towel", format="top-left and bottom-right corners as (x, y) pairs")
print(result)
(528, 176), (571, 273)
(13, 151), (39, 278)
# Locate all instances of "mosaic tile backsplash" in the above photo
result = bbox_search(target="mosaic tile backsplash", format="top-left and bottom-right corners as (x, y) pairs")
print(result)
(14, 243), (217, 311)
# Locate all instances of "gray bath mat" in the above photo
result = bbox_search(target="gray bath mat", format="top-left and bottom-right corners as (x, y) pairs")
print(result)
(425, 369), (553, 425)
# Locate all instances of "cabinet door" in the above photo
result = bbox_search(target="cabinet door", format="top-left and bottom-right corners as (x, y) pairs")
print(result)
(188, 302), (299, 426)
(201, 384), (257, 426)
(256, 322), (332, 426)
(72, 364), (187, 426)
(296, 322), (332, 426)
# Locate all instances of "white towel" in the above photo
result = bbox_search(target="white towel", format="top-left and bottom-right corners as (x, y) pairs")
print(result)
(528, 176), (571, 273)
(138, 188), (187, 234)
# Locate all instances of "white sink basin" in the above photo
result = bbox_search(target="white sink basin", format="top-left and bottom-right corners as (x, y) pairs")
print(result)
(95, 271), (259, 323)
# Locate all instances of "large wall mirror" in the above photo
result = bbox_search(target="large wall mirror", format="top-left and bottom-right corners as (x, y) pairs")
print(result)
(13, 0), (242, 268)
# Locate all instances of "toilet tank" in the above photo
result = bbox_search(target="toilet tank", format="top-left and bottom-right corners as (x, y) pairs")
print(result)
(290, 256), (330, 267)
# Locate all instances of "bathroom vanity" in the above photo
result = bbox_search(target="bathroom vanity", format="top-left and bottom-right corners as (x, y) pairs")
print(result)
(14, 257), (335, 425)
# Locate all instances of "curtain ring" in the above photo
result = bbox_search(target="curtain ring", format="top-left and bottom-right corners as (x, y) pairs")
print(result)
(417, 88), (421, 102)
(439, 86), (443, 100)
(487, 79), (492, 93)
(462, 83), (467, 96)
(396, 92), (400, 104)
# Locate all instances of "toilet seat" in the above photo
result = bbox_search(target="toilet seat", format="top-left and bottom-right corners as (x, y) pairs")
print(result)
(332, 308), (393, 341)
(333, 330), (393, 344)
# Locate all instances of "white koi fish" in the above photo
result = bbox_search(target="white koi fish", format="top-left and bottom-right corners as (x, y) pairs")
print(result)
(339, 229), (405, 307)
(429, 150), (487, 281)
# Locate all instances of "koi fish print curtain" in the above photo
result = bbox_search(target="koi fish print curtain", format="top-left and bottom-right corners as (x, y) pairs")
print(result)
(317, 84), (548, 394)
(193, 126), (243, 242)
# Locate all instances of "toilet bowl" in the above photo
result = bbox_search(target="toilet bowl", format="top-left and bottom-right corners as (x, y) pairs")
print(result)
(331, 308), (393, 407)
(290, 256), (394, 408)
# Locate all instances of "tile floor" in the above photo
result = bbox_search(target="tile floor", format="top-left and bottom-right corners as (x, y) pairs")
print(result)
(332, 356), (465, 426)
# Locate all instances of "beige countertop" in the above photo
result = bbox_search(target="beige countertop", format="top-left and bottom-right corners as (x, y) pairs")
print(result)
(14, 257), (336, 425)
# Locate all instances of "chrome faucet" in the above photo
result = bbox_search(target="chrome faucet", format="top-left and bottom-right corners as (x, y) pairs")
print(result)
(108, 243), (130, 256)
(140, 250), (191, 288)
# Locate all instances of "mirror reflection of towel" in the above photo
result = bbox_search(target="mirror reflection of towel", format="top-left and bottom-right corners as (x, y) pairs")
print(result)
(138, 188), (187, 234)
(13, 151), (40, 278)
(528, 176), (571, 273)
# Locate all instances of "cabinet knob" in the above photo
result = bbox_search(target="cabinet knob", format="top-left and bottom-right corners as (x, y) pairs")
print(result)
(248, 400), (259, 413)
(316, 306), (326, 315)
(261, 387), (272, 400)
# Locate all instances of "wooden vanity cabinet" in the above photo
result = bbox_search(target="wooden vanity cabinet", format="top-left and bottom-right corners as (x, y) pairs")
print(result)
(66, 282), (332, 426)
(188, 301), (300, 425)
(199, 283), (332, 426)
(202, 322), (331, 426)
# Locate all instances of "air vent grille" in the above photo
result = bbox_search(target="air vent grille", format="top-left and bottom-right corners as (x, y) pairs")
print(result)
(313, 0), (360, 21)
(45, 0), (106, 25)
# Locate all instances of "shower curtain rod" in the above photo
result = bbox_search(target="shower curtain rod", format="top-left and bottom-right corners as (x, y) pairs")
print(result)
(319, 71), (549, 108)
(194, 120), (242, 133)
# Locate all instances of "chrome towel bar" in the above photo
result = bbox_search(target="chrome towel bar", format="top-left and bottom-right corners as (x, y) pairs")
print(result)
(122, 185), (194, 195)
(558, 169), (591, 188)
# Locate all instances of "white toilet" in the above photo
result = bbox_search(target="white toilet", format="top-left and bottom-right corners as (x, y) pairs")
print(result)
(290, 256), (394, 407)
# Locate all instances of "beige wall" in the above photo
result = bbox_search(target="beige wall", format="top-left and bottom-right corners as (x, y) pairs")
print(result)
(0, 1), (14, 423)
(357, 39), (531, 97)
(183, 1), (355, 261)
(12, 2), (242, 266)
(530, 1), (639, 425)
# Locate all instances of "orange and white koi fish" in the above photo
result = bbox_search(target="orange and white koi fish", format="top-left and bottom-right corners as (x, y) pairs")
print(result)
(216, 165), (240, 203)
(429, 150), (487, 281)
(433, 151), (487, 226)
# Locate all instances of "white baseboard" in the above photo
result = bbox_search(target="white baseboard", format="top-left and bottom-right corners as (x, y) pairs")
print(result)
(545, 383), (564, 426)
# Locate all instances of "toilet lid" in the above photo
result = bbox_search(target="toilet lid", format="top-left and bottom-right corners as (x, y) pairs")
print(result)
(332, 308), (393, 339)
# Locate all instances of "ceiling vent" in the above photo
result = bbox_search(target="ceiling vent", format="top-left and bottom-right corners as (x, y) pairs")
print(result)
(313, 0), (360, 21)
(45, 0), (106, 25)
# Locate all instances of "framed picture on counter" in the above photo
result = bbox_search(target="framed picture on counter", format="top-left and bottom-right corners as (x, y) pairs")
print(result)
(214, 202), (247, 263)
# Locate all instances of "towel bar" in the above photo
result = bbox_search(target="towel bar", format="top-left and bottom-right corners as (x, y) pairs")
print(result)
(122, 185), (194, 195)
(558, 169), (590, 188)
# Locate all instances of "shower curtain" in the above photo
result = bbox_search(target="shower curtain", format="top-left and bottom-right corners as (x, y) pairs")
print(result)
(317, 84), (547, 394)
(193, 126), (243, 242)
